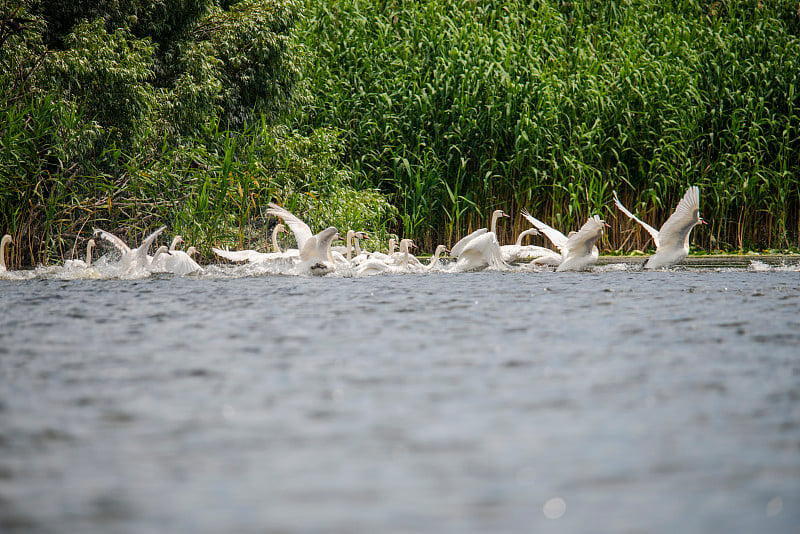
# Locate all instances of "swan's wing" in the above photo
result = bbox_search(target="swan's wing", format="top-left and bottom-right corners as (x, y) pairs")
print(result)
(266, 203), (313, 251)
(212, 247), (265, 263)
(564, 216), (604, 257)
(520, 210), (569, 252)
(612, 190), (660, 246)
(461, 232), (510, 270)
(451, 228), (487, 258)
(656, 186), (701, 250)
(93, 228), (130, 253)
(132, 226), (166, 261)
(298, 234), (320, 262)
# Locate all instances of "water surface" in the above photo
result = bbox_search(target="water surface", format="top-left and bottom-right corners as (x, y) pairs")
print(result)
(1, 269), (799, 533)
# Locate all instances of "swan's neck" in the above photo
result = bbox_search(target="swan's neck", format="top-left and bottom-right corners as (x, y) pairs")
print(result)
(345, 231), (354, 261)
(271, 226), (283, 253)
(0, 236), (9, 270)
(86, 241), (94, 267)
(354, 237), (363, 256)
(490, 211), (503, 234)
(515, 228), (536, 246)
(387, 239), (397, 255)
(169, 236), (182, 251)
(427, 246), (445, 271)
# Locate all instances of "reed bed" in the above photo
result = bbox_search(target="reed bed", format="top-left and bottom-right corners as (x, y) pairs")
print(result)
(301, 0), (800, 252)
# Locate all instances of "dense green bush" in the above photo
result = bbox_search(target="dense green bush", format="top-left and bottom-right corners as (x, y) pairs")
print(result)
(0, 0), (392, 266)
(301, 0), (800, 251)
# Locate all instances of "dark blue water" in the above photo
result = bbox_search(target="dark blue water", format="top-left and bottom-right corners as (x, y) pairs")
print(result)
(1, 270), (799, 533)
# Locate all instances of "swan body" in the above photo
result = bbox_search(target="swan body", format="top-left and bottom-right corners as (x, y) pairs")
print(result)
(0, 234), (13, 273)
(94, 226), (168, 274)
(63, 239), (96, 270)
(520, 211), (607, 271)
(501, 228), (557, 263)
(356, 239), (418, 275)
(366, 238), (397, 262)
(451, 209), (511, 271)
(152, 246), (202, 275)
(296, 226), (341, 275)
(212, 224), (295, 265)
(613, 187), (705, 269)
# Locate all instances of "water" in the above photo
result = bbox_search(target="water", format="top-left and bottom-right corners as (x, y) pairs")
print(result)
(1, 267), (799, 533)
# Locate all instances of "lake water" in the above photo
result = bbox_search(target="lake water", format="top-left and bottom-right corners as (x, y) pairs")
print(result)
(1, 262), (799, 533)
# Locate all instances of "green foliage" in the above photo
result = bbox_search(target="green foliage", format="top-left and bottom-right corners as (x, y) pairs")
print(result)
(301, 0), (800, 251)
(0, 0), (389, 267)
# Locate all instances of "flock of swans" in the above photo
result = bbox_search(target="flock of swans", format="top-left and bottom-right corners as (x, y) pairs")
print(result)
(0, 186), (712, 280)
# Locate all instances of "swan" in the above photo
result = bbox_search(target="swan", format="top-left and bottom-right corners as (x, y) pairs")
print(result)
(356, 238), (418, 275)
(152, 244), (202, 275)
(295, 226), (341, 275)
(63, 239), (96, 269)
(450, 209), (511, 271)
(93, 225), (170, 274)
(520, 211), (608, 271)
(425, 245), (449, 271)
(212, 224), (295, 264)
(349, 232), (371, 266)
(613, 187), (706, 269)
(499, 228), (557, 263)
(0, 234), (12, 273)
(265, 203), (315, 251)
(365, 237), (397, 262)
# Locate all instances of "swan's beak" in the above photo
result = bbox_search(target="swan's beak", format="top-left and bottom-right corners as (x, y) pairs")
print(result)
(604, 221), (611, 228)
(699, 217), (707, 225)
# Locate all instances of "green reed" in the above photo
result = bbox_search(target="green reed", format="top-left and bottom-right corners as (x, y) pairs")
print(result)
(300, 0), (800, 251)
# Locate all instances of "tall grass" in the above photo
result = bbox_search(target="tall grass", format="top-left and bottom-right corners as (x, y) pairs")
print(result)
(301, 0), (800, 251)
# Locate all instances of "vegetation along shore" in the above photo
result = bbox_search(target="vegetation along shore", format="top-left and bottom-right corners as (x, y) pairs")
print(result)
(1, 0), (799, 269)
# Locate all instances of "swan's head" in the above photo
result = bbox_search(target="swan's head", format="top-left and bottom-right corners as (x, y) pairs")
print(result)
(2, 234), (14, 247)
(355, 231), (368, 240)
(186, 246), (198, 257)
(276, 223), (289, 234)
(697, 214), (707, 225)
(493, 209), (510, 220)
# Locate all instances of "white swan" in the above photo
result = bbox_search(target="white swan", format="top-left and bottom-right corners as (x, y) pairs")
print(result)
(425, 245), (449, 272)
(500, 228), (557, 263)
(63, 239), (96, 269)
(212, 224), (295, 264)
(93, 226), (169, 274)
(296, 226), (341, 275)
(450, 209), (511, 271)
(521, 211), (608, 271)
(152, 244), (202, 275)
(0, 234), (13, 273)
(613, 187), (706, 269)
(356, 238), (418, 275)
(365, 237), (397, 262)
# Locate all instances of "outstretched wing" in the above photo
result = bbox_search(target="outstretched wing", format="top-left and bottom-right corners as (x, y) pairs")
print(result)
(657, 186), (701, 250)
(131, 226), (167, 262)
(212, 247), (264, 263)
(93, 228), (130, 253)
(565, 215), (605, 257)
(520, 210), (569, 252)
(451, 228), (487, 258)
(266, 203), (313, 251)
(612, 190), (660, 247)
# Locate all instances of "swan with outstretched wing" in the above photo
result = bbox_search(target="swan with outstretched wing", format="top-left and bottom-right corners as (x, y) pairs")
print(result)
(613, 186), (705, 269)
